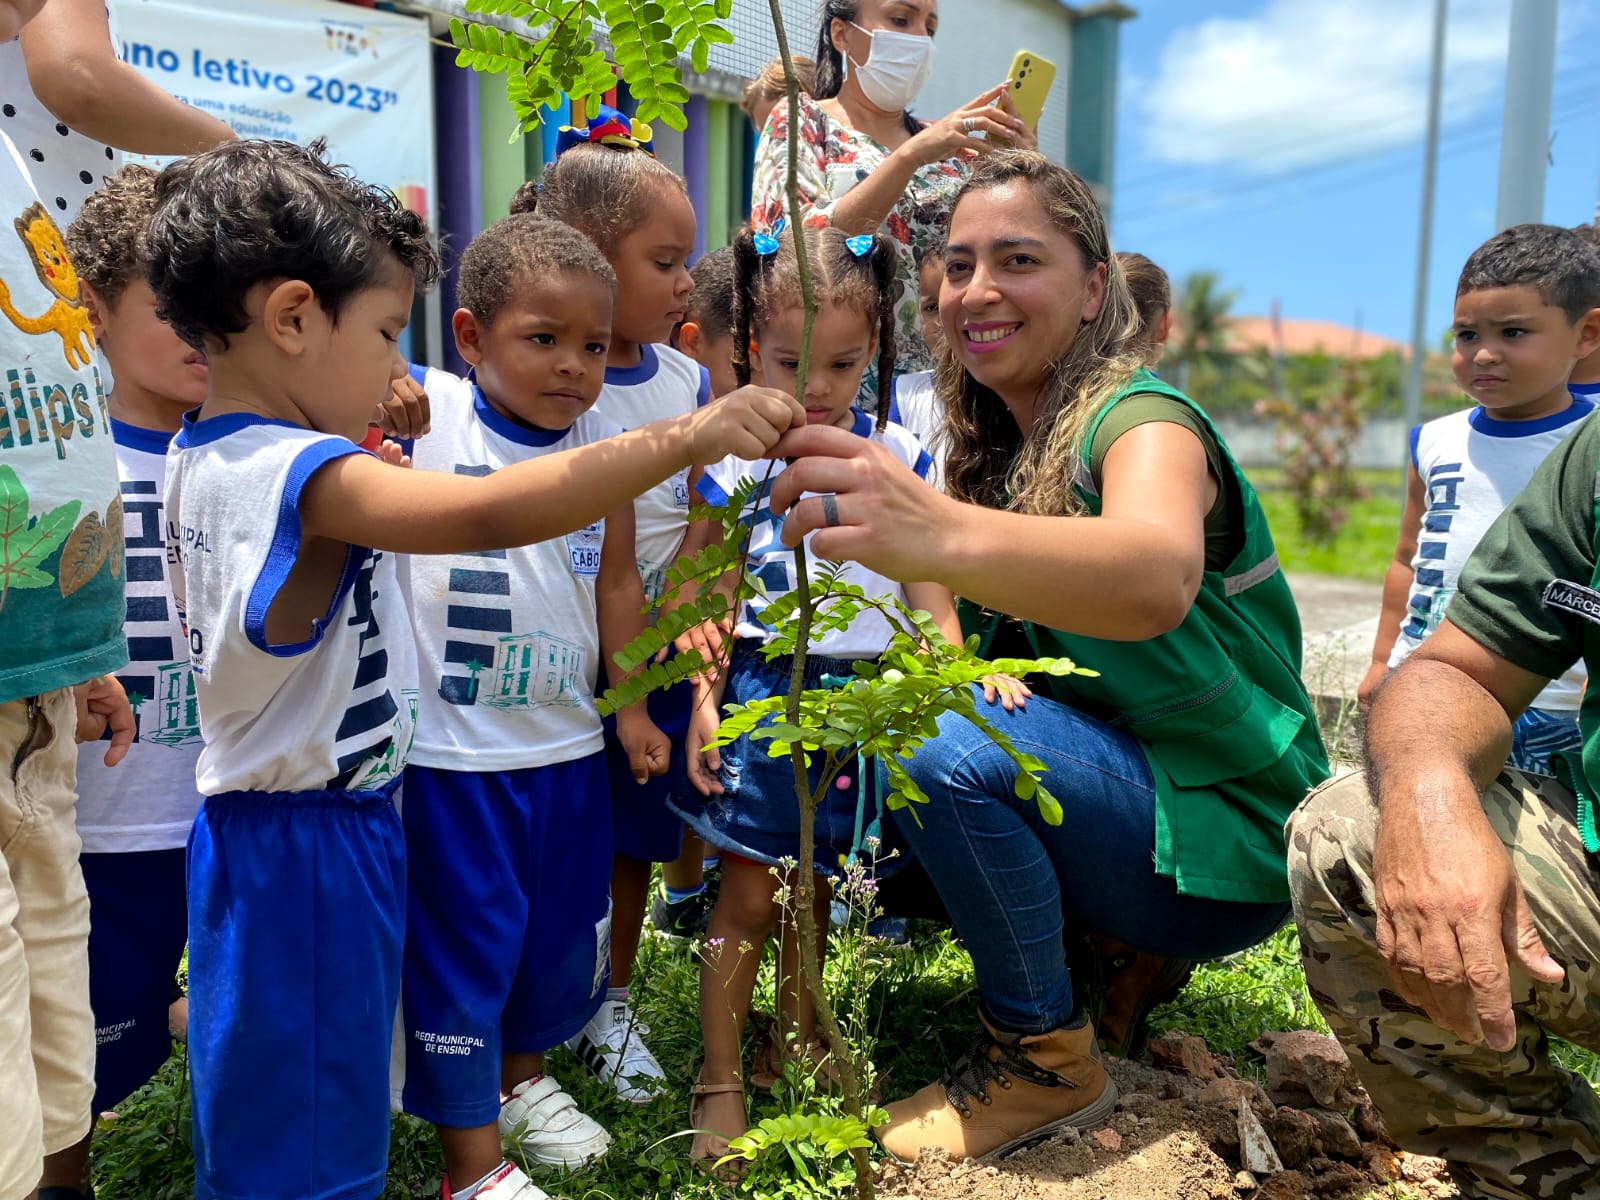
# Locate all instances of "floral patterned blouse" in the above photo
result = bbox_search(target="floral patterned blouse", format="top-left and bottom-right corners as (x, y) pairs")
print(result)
(751, 93), (968, 379)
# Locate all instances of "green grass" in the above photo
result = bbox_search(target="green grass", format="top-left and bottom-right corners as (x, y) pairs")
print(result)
(1250, 466), (1404, 582)
(89, 920), (1600, 1199)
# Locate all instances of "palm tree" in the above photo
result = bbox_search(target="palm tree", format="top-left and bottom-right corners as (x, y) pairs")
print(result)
(1169, 270), (1240, 394)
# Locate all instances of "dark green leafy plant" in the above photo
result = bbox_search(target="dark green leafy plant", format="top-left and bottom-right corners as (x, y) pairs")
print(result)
(448, 0), (733, 132)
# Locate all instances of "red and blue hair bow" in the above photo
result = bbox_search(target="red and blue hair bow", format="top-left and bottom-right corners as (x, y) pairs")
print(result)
(555, 104), (656, 157)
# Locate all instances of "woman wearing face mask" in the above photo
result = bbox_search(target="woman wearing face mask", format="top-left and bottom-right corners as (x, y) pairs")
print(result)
(750, 0), (1033, 378)
(764, 152), (1329, 1163)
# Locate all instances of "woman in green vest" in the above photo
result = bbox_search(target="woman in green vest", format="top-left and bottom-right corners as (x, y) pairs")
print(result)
(767, 151), (1330, 1162)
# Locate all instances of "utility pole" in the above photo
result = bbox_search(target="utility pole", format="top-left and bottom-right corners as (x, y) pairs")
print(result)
(1495, 0), (1559, 231)
(1403, 0), (1447, 449)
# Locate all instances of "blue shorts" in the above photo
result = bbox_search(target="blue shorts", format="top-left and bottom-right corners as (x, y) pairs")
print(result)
(187, 782), (405, 1200)
(1511, 706), (1582, 775)
(666, 643), (901, 877)
(397, 755), (613, 1128)
(605, 678), (691, 863)
(81, 847), (187, 1112)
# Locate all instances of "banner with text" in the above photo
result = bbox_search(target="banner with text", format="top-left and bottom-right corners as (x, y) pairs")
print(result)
(110, 0), (434, 222)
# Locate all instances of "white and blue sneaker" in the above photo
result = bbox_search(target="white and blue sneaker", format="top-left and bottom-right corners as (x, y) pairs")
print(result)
(566, 995), (667, 1104)
(498, 1074), (610, 1168)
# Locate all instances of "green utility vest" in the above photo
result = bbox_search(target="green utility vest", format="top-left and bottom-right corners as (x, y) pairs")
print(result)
(964, 372), (1331, 903)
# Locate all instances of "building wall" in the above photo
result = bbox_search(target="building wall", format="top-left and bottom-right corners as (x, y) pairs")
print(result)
(917, 0), (1074, 166)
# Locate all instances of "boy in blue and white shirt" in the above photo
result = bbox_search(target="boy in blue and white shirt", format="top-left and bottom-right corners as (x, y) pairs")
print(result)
(1363, 223), (1600, 773)
(395, 215), (671, 1191)
(147, 139), (802, 1200)
(50, 165), (207, 1194)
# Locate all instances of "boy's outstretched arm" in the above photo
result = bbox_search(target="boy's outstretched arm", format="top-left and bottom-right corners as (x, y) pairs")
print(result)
(1361, 460), (1428, 711)
(597, 503), (670, 783)
(300, 386), (804, 556)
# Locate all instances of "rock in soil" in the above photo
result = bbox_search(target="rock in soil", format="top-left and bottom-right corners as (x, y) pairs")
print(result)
(1150, 1029), (1226, 1080)
(1250, 1030), (1359, 1109)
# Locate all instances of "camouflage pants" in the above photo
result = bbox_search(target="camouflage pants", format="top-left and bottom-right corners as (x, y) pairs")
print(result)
(1287, 770), (1600, 1200)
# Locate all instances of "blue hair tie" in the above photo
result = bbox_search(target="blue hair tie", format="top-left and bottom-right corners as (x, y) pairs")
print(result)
(753, 217), (787, 257)
(844, 233), (874, 258)
(554, 104), (656, 158)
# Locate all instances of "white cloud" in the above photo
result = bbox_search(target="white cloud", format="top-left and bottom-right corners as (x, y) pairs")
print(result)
(1136, 0), (1518, 174)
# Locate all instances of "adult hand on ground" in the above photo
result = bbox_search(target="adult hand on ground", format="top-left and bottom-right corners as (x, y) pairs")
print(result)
(767, 423), (954, 582)
(1372, 778), (1565, 1051)
(905, 83), (1026, 167)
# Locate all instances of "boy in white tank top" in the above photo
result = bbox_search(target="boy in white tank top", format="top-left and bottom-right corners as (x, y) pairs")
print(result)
(147, 139), (804, 1200)
(394, 216), (677, 1191)
(1364, 223), (1600, 774)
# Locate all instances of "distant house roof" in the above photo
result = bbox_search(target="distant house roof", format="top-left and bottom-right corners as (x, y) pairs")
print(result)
(1225, 316), (1405, 361)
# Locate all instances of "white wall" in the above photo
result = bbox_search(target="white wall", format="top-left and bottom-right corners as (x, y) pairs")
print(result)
(917, 0), (1072, 164)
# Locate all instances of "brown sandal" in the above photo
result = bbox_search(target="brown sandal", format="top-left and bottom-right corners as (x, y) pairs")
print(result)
(689, 1073), (747, 1179)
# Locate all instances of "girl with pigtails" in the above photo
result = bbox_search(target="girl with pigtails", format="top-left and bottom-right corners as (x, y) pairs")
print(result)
(672, 222), (1028, 1168)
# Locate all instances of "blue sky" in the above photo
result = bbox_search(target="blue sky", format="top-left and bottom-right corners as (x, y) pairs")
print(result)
(1110, 0), (1600, 344)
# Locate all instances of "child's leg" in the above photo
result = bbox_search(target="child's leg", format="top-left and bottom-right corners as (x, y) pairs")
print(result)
(661, 831), (706, 893)
(698, 856), (783, 1138)
(607, 853), (653, 990)
(0, 690), (91, 1200)
(775, 873), (834, 1054)
(40, 846), (188, 1194)
(502, 754), (612, 1163)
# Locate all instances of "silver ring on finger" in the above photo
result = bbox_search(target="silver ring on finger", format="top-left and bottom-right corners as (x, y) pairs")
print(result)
(962, 115), (978, 133)
(820, 493), (842, 528)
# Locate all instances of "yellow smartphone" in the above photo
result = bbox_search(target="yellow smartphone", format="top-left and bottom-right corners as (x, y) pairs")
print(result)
(1006, 49), (1056, 132)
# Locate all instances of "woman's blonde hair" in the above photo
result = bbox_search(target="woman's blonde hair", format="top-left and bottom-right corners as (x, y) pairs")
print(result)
(940, 151), (1145, 516)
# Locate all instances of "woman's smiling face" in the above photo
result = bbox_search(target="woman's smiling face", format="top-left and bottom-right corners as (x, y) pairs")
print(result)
(940, 181), (1106, 422)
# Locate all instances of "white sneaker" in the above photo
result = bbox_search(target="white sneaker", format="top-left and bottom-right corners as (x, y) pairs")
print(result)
(449, 1161), (549, 1200)
(566, 997), (667, 1104)
(498, 1075), (611, 1169)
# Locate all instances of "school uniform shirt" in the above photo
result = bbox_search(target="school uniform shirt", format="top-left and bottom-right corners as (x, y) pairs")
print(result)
(889, 370), (944, 489)
(699, 409), (933, 661)
(163, 413), (418, 795)
(1572, 379), (1600, 403)
(75, 420), (202, 852)
(593, 343), (710, 603)
(0, 9), (123, 223)
(401, 367), (624, 772)
(0, 131), (125, 703)
(1390, 400), (1593, 711)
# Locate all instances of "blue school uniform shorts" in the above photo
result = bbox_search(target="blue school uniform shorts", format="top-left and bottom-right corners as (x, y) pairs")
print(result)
(80, 847), (187, 1112)
(604, 677), (692, 863)
(666, 643), (904, 878)
(396, 754), (613, 1128)
(187, 781), (405, 1200)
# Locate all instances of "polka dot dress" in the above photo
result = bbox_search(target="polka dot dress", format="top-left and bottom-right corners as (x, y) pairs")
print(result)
(0, 31), (124, 223)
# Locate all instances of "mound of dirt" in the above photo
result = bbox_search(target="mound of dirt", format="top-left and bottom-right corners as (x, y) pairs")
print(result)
(877, 1037), (1461, 1200)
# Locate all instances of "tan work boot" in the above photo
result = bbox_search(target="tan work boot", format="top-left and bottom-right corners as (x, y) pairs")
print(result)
(1086, 935), (1194, 1059)
(875, 1011), (1119, 1163)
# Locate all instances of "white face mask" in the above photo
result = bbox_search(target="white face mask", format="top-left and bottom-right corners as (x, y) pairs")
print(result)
(842, 21), (934, 113)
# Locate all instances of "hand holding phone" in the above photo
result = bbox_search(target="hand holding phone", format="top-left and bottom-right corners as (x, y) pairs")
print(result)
(1005, 50), (1056, 132)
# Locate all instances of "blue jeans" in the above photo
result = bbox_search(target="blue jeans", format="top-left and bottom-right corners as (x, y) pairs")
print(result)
(892, 689), (1290, 1035)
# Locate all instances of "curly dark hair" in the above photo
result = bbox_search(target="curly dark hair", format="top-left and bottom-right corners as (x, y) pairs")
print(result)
(508, 143), (686, 256)
(146, 138), (440, 350)
(65, 164), (159, 306)
(457, 214), (616, 326)
(1573, 221), (1600, 255)
(1457, 223), (1600, 322)
(686, 246), (736, 341)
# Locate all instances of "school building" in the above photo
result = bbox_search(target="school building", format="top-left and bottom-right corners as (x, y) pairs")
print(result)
(112, 0), (1132, 367)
